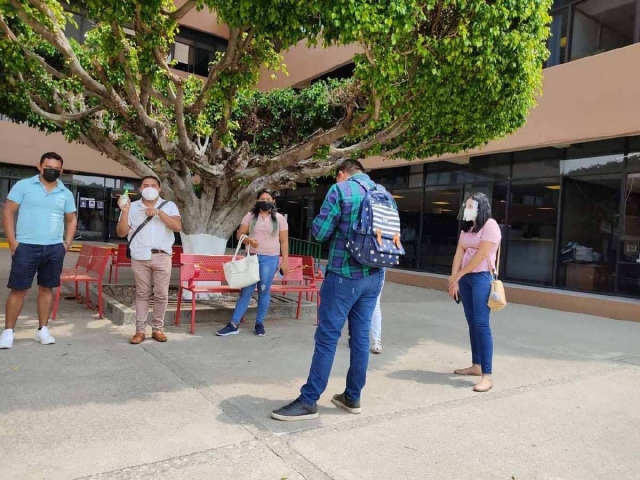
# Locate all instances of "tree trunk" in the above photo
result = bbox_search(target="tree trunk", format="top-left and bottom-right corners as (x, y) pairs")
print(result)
(176, 191), (255, 300)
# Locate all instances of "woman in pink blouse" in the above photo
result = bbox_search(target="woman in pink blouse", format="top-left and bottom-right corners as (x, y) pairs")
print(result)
(217, 189), (289, 338)
(448, 193), (502, 392)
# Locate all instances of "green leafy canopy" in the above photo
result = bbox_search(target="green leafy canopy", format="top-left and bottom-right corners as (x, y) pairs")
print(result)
(0, 0), (551, 231)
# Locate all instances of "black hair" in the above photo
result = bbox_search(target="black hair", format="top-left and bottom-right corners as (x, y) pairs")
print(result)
(140, 175), (161, 187)
(40, 152), (63, 166)
(336, 158), (365, 176)
(459, 192), (492, 233)
(250, 189), (278, 236)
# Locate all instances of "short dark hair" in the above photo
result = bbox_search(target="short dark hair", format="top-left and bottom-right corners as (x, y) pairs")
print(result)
(140, 175), (161, 187)
(40, 152), (63, 166)
(336, 159), (365, 176)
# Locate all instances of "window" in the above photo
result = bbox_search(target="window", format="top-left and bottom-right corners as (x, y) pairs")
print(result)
(570, 0), (636, 61)
(392, 189), (423, 269)
(627, 136), (640, 172)
(513, 148), (563, 179)
(171, 27), (228, 77)
(619, 173), (640, 297)
(64, 12), (94, 43)
(309, 63), (355, 85)
(506, 180), (559, 286)
(562, 139), (625, 176)
(557, 175), (621, 294)
(419, 188), (462, 273)
(546, 8), (569, 67)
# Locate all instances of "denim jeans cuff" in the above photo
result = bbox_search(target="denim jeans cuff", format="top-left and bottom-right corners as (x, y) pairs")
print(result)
(297, 395), (316, 408)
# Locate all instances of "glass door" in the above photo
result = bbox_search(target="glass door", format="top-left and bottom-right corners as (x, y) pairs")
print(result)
(557, 175), (621, 294)
(618, 173), (640, 297)
(419, 187), (463, 274)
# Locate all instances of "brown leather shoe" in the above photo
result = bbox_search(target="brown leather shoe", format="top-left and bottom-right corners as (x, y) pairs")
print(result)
(130, 332), (145, 344)
(152, 330), (167, 342)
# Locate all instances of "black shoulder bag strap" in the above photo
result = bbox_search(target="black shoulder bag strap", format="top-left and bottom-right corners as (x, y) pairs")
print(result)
(127, 200), (169, 258)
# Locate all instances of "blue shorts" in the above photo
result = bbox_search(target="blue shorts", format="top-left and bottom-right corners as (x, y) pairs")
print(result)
(8, 243), (66, 290)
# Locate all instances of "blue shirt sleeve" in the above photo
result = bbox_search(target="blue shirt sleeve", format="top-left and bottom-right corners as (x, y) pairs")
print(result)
(6, 180), (26, 205)
(63, 189), (77, 213)
(312, 184), (341, 242)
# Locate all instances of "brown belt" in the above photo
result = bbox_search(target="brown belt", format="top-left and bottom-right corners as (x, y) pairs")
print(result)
(151, 249), (168, 254)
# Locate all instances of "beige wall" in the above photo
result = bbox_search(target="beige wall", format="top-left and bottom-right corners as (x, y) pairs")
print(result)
(4, 36), (640, 179)
(364, 43), (640, 170)
(174, 0), (229, 38)
(0, 121), (138, 178)
(257, 41), (363, 90)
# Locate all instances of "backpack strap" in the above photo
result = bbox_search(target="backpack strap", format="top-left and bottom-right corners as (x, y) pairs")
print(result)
(350, 177), (375, 192)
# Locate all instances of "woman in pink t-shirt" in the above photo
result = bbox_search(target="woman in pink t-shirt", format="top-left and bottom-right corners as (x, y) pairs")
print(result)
(448, 193), (502, 393)
(217, 189), (289, 338)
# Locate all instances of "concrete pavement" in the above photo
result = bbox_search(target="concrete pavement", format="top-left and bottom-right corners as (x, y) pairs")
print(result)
(1, 250), (639, 479)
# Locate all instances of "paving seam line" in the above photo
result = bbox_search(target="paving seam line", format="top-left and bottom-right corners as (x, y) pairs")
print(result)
(136, 343), (331, 480)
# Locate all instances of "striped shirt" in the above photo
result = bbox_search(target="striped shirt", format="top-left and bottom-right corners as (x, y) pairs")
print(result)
(312, 173), (387, 279)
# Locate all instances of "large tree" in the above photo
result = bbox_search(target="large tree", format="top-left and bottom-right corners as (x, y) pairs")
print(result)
(0, 0), (550, 252)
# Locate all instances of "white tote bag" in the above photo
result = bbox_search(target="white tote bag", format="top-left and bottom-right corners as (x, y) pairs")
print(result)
(223, 235), (260, 289)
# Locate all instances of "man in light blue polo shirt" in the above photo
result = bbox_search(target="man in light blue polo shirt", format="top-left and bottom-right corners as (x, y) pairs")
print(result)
(0, 152), (77, 350)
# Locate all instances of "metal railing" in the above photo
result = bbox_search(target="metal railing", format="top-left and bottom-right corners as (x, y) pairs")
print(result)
(289, 237), (323, 264)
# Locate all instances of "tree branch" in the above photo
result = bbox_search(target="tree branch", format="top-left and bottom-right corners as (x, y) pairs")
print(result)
(163, 1), (198, 20)
(0, 15), (66, 80)
(28, 98), (103, 125)
(11, 0), (109, 99)
(235, 113), (370, 181)
(174, 85), (197, 158)
(329, 114), (411, 157)
(188, 28), (243, 114)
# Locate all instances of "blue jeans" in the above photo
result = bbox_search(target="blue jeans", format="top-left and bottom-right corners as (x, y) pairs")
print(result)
(299, 270), (384, 406)
(458, 272), (493, 374)
(231, 254), (280, 325)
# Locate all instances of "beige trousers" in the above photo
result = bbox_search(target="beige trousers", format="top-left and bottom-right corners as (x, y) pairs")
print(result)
(131, 253), (172, 333)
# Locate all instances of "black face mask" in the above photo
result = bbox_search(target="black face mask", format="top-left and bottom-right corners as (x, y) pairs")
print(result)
(257, 201), (273, 212)
(42, 168), (61, 183)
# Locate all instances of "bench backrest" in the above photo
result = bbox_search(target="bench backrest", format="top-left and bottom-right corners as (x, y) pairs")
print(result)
(76, 244), (93, 270)
(274, 256), (305, 283)
(289, 255), (321, 283)
(171, 245), (183, 267)
(179, 254), (235, 286)
(88, 247), (112, 278)
(113, 243), (131, 266)
(179, 254), (306, 286)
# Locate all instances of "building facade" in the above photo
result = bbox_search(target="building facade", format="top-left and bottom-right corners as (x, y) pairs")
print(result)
(1, 0), (640, 303)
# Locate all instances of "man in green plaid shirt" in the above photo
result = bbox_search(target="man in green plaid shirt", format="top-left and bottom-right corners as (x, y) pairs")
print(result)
(272, 159), (385, 421)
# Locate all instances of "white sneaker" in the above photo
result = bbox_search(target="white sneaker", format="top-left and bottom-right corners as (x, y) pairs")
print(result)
(35, 326), (55, 345)
(371, 342), (382, 354)
(0, 329), (14, 349)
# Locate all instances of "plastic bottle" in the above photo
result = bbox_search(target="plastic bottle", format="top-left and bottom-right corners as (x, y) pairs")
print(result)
(118, 189), (129, 207)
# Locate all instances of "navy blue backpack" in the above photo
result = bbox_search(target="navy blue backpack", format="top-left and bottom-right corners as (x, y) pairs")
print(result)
(345, 178), (405, 267)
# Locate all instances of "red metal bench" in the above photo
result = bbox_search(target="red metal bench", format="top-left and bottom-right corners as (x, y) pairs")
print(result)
(52, 246), (112, 320)
(62, 244), (93, 302)
(175, 254), (320, 334)
(109, 244), (184, 283)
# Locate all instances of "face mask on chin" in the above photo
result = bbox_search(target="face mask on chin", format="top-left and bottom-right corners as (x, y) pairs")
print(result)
(142, 187), (160, 201)
(42, 168), (61, 183)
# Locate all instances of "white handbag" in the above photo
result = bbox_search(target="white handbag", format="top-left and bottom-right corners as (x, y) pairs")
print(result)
(223, 235), (260, 289)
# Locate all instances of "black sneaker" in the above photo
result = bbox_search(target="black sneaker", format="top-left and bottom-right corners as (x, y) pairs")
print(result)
(331, 393), (362, 414)
(255, 323), (265, 337)
(271, 399), (319, 422)
(216, 323), (239, 336)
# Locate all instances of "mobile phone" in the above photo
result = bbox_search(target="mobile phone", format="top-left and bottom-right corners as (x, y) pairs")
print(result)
(279, 268), (285, 278)
(454, 293), (462, 304)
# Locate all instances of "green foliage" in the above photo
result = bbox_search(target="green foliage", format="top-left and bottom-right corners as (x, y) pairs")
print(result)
(0, 0), (552, 173)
